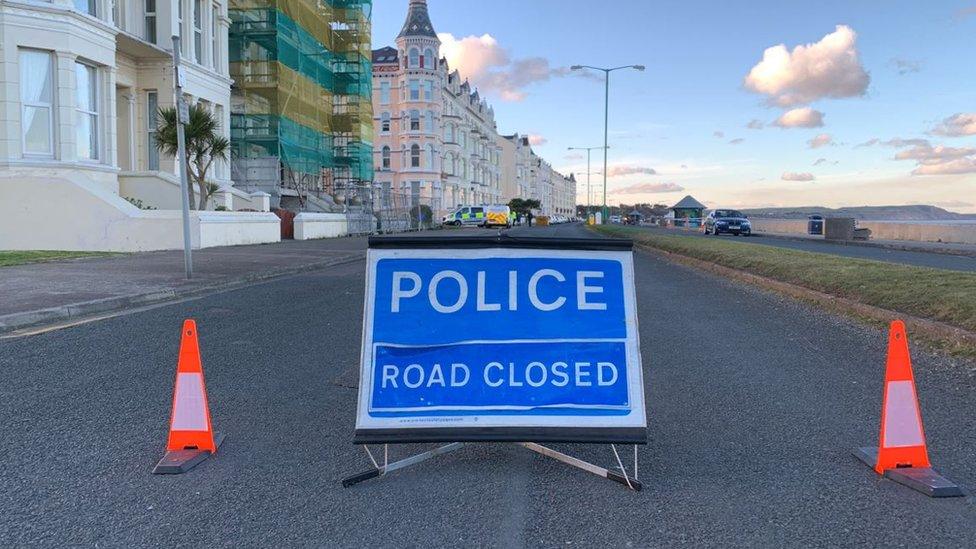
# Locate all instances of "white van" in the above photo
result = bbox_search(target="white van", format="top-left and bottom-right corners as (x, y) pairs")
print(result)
(442, 206), (486, 226)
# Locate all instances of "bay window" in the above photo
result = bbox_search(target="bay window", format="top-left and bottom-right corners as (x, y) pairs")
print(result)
(20, 50), (54, 156)
(75, 62), (99, 161)
(193, 0), (203, 64)
(145, 0), (157, 43)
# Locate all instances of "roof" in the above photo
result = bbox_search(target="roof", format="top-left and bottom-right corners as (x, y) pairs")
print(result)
(672, 195), (707, 209)
(398, 0), (437, 39)
(371, 47), (398, 64)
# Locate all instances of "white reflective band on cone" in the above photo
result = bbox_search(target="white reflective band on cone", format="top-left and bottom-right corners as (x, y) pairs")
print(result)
(883, 380), (924, 448)
(172, 372), (208, 431)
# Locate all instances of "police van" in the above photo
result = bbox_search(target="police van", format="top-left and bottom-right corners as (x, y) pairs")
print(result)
(442, 206), (486, 226)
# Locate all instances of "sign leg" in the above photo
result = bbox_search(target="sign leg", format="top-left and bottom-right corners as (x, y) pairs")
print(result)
(342, 442), (466, 488)
(519, 442), (642, 491)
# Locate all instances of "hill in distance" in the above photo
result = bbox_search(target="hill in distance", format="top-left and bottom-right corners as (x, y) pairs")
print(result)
(741, 205), (976, 221)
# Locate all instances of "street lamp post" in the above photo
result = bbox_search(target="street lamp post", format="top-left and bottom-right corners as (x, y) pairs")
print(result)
(567, 146), (608, 220)
(570, 64), (645, 223)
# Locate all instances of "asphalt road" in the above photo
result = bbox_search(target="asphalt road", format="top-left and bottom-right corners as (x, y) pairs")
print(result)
(634, 225), (976, 272)
(2, 224), (974, 547)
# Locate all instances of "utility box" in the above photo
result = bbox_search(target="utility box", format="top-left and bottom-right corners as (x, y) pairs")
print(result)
(824, 218), (856, 241)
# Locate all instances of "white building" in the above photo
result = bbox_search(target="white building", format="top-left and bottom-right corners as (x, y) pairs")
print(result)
(498, 133), (576, 216)
(0, 0), (277, 251)
(371, 0), (502, 217)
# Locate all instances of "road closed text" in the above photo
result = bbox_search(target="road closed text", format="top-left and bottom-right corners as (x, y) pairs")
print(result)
(370, 340), (630, 414)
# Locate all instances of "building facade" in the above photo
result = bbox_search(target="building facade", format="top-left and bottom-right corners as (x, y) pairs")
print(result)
(228, 0), (373, 211)
(0, 0), (234, 199)
(371, 0), (502, 217)
(498, 133), (576, 216)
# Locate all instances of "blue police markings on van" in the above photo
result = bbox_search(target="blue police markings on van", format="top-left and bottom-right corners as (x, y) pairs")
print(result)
(355, 244), (646, 443)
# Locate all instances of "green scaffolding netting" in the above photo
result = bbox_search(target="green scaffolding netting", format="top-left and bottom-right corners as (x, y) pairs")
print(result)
(229, 0), (372, 182)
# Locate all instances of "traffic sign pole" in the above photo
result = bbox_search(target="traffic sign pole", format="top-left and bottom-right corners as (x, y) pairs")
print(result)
(171, 35), (193, 279)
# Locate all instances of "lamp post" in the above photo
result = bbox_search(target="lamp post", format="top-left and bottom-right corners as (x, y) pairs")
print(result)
(570, 64), (644, 223)
(567, 146), (608, 220)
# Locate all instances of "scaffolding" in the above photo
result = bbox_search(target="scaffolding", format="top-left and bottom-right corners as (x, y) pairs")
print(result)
(229, 0), (373, 211)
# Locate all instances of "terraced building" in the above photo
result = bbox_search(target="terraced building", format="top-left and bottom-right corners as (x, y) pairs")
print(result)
(228, 0), (373, 211)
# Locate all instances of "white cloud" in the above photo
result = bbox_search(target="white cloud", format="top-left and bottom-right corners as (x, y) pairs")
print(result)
(713, 131), (725, 138)
(912, 158), (976, 175)
(930, 113), (976, 137)
(782, 172), (816, 181)
(607, 165), (658, 177)
(744, 25), (870, 107)
(746, 119), (765, 129)
(813, 158), (827, 166)
(527, 134), (548, 146)
(888, 58), (922, 75)
(808, 133), (834, 148)
(728, 138), (745, 145)
(438, 33), (567, 102)
(885, 139), (976, 176)
(564, 153), (585, 161)
(613, 182), (685, 194)
(773, 107), (825, 128)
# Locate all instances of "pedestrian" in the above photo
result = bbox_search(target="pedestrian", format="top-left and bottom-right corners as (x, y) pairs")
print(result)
(527, 211), (534, 227)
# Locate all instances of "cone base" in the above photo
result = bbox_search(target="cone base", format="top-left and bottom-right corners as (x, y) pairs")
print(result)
(852, 446), (964, 498)
(153, 433), (225, 475)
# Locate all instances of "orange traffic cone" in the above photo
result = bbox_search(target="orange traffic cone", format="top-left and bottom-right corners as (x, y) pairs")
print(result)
(153, 319), (224, 474)
(853, 321), (962, 497)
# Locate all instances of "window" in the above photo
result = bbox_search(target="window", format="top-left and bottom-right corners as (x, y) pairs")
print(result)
(20, 50), (54, 156)
(409, 110), (419, 131)
(423, 48), (434, 69)
(193, 0), (203, 64)
(147, 91), (159, 170)
(424, 110), (434, 133)
(211, 4), (219, 69)
(177, 0), (184, 53)
(381, 146), (391, 169)
(380, 112), (390, 133)
(74, 0), (96, 16)
(145, 0), (157, 43)
(409, 79), (419, 101)
(380, 81), (390, 104)
(410, 144), (421, 168)
(423, 80), (433, 100)
(75, 62), (99, 161)
(408, 48), (419, 68)
(426, 144), (435, 169)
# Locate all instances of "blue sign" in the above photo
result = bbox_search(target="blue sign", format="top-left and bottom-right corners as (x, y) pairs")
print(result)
(355, 245), (646, 443)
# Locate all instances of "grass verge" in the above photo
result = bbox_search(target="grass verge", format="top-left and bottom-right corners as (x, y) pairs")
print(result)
(0, 251), (118, 268)
(594, 225), (976, 356)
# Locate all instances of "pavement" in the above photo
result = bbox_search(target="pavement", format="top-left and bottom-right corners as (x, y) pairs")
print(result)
(0, 238), (368, 333)
(1, 223), (974, 547)
(635, 225), (976, 272)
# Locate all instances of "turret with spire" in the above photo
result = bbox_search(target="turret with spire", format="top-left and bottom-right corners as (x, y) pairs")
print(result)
(396, 0), (441, 71)
(398, 0), (437, 39)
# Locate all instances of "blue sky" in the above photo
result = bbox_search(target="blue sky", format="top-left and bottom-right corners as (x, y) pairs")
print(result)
(371, 0), (976, 212)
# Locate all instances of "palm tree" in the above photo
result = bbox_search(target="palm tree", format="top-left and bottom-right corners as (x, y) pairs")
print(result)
(154, 104), (230, 210)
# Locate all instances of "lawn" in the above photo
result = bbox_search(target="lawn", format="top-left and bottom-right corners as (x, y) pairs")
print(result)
(0, 251), (118, 268)
(594, 226), (976, 335)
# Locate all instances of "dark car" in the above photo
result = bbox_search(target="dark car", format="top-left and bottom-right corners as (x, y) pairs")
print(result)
(704, 209), (752, 236)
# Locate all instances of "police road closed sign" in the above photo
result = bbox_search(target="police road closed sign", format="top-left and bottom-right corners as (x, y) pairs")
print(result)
(355, 236), (647, 444)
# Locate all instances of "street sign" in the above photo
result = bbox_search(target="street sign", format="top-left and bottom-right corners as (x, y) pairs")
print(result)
(354, 235), (647, 444)
(177, 99), (190, 125)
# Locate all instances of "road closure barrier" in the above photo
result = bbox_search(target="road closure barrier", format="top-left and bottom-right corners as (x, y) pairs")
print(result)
(853, 320), (963, 497)
(343, 233), (646, 490)
(153, 319), (224, 475)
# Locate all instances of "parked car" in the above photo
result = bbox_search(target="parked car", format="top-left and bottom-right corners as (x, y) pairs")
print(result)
(442, 205), (486, 226)
(703, 209), (752, 236)
(609, 215), (623, 224)
(483, 204), (512, 228)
